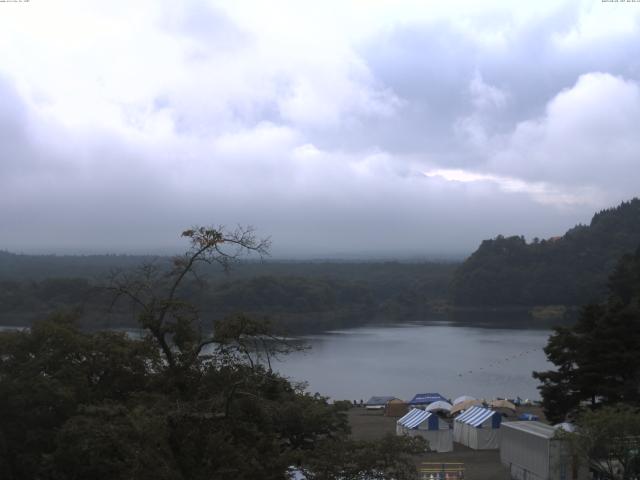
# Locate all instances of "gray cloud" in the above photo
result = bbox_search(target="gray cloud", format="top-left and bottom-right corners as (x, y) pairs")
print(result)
(1, 1), (639, 257)
(339, 4), (640, 162)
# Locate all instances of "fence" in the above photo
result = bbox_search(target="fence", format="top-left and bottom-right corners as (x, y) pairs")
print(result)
(419, 462), (465, 480)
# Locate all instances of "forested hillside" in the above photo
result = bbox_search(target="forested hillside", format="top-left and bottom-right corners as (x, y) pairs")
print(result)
(0, 255), (455, 333)
(451, 198), (640, 306)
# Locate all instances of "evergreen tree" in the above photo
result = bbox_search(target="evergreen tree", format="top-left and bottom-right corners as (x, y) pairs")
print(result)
(533, 246), (640, 422)
(452, 198), (640, 306)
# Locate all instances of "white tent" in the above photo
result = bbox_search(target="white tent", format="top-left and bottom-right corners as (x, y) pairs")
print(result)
(500, 421), (588, 480)
(453, 406), (501, 450)
(553, 422), (576, 433)
(396, 408), (453, 452)
(425, 400), (453, 413)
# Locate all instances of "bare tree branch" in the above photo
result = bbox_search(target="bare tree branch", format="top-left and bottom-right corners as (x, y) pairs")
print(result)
(105, 225), (271, 372)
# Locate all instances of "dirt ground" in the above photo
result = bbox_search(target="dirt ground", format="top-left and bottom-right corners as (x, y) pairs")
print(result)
(347, 407), (544, 480)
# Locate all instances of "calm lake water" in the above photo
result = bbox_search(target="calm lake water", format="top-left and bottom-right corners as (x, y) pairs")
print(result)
(0, 316), (554, 402)
(274, 320), (553, 402)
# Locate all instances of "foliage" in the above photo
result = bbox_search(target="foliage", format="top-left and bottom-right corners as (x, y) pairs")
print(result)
(0, 258), (456, 334)
(563, 405), (640, 480)
(533, 246), (640, 422)
(451, 198), (640, 306)
(0, 226), (422, 480)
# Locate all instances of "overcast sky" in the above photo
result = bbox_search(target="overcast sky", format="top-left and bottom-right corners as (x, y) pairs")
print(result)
(1, 0), (639, 258)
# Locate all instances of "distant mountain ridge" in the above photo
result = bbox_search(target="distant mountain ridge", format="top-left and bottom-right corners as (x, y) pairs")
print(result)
(0, 251), (158, 280)
(451, 198), (640, 306)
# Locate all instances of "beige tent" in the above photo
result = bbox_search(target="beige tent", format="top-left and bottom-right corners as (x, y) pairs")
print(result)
(453, 395), (476, 405)
(451, 399), (482, 415)
(489, 399), (516, 411)
(384, 399), (409, 417)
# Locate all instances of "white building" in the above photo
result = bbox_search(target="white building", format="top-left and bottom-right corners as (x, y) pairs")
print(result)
(500, 421), (587, 480)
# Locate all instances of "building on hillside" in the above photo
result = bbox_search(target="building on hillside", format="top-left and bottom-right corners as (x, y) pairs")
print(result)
(453, 406), (501, 449)
(500, 421), (588, 480)
(408, 392), (448, 407)
(396, 408), (453, 452)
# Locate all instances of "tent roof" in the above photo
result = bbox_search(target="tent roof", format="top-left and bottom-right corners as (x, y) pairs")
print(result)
(489, 399), (516, 411)
(426, 400), (453, 412)
(451, 399), (482, 415)
(397, 408), (434, 429)
(455, 406), (499, 427)
(502, 421), (557, 439)
(365, 396), (397, 406)
(453, 395), (476, 405)
(408, 393), (447, 405)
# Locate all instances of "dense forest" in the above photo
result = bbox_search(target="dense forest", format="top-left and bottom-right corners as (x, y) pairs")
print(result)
(0, 252), (455, 333)
(3, 198), (639, 329)
(0, 228), (425, 480)
(451, 198), (640, 307)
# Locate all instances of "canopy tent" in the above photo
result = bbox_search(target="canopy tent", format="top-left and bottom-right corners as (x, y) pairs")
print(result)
(408, 393), (447, 406)
(453, 406), (501, 450)
(396, 409), (453, 452)
(451, 399), (482, 415)
(453, 395), (476, 405)
(365, 396), (398, 410)
(425, 400), (453, 413)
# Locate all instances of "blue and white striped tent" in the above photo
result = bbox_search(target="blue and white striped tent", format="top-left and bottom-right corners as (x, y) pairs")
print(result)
(453, 406), (501, 450)
(397, 408), (438, 430)
(396, 409), (453, 452)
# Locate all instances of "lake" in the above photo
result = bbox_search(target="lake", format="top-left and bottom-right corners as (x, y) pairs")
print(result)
(274, 320), (553, 403)
(0, 316), (554, 402)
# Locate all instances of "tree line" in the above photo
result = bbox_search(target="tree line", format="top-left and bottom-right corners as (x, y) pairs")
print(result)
(0, 255), (455, 334)
(451, 198), (640, 307)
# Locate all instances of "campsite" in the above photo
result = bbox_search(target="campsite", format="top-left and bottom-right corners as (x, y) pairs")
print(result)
(351, 393), (581, 480)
